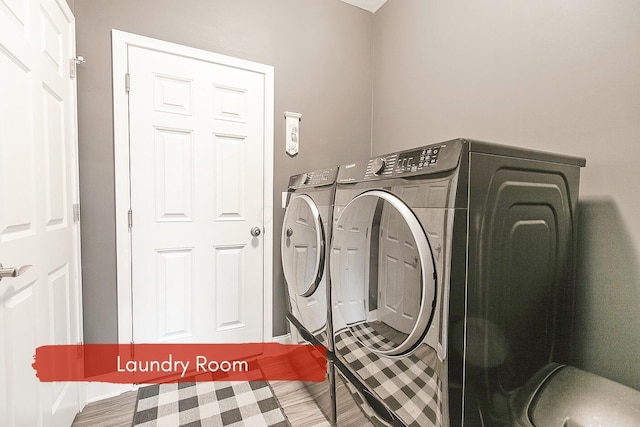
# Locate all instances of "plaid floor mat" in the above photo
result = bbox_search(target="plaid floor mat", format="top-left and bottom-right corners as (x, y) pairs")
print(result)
(348, 321), (405, 352)
(335, 326), (444, 427)
(133, 381), (290, 427)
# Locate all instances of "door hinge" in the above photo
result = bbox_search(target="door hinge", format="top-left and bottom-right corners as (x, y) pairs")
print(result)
(125, 73), (131, 93)
(128, 209), (133, 229)
(73, 203), (80, 223)
(70, 56), (85, 79)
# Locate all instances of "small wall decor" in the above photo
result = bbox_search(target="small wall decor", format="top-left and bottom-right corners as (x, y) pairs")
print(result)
(284, 111), (302, 156)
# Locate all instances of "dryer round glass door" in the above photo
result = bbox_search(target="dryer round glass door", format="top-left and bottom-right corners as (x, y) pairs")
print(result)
(330, 190), (437, 356)
(282, 194), (325, 298)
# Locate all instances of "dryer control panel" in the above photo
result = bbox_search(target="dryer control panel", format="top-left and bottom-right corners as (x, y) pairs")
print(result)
(395, 145), (442, 174)
(337, 139), (464, 183)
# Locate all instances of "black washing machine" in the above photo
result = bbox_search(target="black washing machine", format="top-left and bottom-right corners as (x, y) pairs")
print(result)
(282, 166), (338, 424)
(329, 138), (585, 426)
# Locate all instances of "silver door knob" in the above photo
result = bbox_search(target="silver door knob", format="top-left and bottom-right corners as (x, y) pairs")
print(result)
(250, 227), (261, 237)
(286, 228), (293, 237)
(0, 263), (32, 281)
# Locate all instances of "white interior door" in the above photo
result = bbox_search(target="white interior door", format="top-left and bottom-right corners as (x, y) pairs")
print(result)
(0, 0), (81, 425)
(127, 44), (265, 344)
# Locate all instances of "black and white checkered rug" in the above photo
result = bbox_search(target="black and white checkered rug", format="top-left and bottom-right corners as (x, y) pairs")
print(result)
(335, 325), (444, 427)
(133, 381), (290, 427)
(348, 321), (404, 352)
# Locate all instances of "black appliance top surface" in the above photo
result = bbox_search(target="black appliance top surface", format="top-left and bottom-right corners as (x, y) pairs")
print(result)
(336, 138), (586, 184)
(466, 138), (586, 167)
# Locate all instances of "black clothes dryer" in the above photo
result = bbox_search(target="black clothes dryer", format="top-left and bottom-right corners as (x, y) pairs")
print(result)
(329, 138), (585, 426)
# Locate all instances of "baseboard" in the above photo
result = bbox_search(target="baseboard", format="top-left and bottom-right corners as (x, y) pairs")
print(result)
(272, 333), (291, 344)
(85, 382), (134, 404)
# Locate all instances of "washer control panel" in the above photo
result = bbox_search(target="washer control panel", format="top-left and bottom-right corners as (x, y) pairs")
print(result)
(289, 167), (338, 189)
(306, 169), (333, 185)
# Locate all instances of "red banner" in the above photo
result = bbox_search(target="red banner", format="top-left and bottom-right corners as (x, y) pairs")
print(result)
(32, 343), (327, 383)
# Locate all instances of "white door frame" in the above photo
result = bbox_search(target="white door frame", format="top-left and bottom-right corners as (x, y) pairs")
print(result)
(112, 30), (274, 347)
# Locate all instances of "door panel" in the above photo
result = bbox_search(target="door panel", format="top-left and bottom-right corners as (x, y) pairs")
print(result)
(0, 44), (35, 241)
(1, 279), (38, 426)
(128, 46), (265, 344)
(214, 133), (247, 220)
(214, 245), (246, 332)
(154, 129), (193, 222)
(156, 248), (193, 341)
(43, 85), (67, 229)
(1, 0), (80, 425)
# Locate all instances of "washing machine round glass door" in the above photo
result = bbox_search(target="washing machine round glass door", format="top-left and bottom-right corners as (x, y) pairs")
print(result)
(282, 194), (325, 298)
(330, 189), (437, 356)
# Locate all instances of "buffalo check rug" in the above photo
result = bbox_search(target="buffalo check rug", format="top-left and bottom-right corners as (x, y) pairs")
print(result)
(335, 324), (443, 427)
(133, 381), (290, 427)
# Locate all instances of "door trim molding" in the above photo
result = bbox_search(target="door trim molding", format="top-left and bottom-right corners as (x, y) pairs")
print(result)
(112, 30), (274, 345)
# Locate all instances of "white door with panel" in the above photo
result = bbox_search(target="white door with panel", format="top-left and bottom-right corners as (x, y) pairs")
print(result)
(0, 0), (81, 425)
(127, 45), (265, 344)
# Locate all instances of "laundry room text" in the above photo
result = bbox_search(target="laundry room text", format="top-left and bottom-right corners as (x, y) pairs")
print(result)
(115, 354), (249, 378)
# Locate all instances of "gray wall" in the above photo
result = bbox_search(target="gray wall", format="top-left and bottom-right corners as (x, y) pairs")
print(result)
(373, 0), (640, 390)
(76, 0), (640, 390)
(75, 0), (373, 343)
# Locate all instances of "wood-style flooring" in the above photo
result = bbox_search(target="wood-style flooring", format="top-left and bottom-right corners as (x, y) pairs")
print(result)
(72, 381), (330, 427)
(71, 390), (137, 427)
